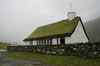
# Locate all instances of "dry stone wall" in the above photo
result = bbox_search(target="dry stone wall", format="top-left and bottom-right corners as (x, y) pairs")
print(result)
(7, 42), (100, 59)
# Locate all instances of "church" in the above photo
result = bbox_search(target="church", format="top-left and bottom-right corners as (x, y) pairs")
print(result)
(23, 11), (89, 45)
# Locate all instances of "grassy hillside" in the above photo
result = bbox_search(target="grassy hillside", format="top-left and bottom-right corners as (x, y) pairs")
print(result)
(84, 17), (100, 42)
(3, 52), (100, 66)
(0, 43), (11, 49)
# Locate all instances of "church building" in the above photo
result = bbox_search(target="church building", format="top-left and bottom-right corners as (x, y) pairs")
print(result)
(23, 11), (89, 45)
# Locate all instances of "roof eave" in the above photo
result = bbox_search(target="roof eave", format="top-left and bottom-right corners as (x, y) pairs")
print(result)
(23, 33), (71, 41)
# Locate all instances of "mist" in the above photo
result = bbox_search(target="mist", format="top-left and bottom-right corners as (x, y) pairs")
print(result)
(0, 0), (100, 45)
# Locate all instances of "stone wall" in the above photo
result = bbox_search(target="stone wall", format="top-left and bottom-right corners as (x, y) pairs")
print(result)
(7, 42), (100, 59)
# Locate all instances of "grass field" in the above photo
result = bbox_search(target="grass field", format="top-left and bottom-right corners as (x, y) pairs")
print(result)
(2, 52), (100, 66)
(0, 43), (11, 49)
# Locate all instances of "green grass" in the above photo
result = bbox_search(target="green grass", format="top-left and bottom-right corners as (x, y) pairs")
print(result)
(2, 52), (100, 66)
(24, 17), (79, 40)
(0, 43), (11, 49)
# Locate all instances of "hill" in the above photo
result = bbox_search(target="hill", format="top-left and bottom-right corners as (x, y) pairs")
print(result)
(84, 17), (100, 42)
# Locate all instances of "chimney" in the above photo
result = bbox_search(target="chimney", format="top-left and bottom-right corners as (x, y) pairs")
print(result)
(67, 12), (76, 21)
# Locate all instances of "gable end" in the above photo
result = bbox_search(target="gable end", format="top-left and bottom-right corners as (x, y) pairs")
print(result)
(69, 17), (90, 41)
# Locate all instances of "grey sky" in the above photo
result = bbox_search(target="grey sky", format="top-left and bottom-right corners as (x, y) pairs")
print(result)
(0, 0), (100, 44)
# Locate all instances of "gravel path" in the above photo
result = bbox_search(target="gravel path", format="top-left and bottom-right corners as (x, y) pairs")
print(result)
(0, 52), (54, 66)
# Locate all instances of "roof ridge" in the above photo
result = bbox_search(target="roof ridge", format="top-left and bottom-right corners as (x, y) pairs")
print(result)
(38, 19), (69, 28)
(38, 16), (79, 28)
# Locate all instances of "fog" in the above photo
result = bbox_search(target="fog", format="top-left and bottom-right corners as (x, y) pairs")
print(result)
(0, 0), (100, 45)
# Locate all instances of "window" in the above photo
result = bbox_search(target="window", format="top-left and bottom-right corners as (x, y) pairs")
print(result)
(47, 38), (49, 45)
(42, 39), (44, 45)
(40, 40), (42, 45)
(42, 39), (43, 45)
(57, 37), (59, 44)
(30, 41), (33, 45)
(44, 39), (46, 45)
(60, 37), (65, 44)
(37, 40), (39, 45)
(39, 39), (41, 45)
(50, 38), (52, 45)
(39, 40), (41, 45)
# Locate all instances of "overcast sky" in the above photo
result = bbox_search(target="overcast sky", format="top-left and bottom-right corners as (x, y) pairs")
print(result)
(0, 0), (100, 44)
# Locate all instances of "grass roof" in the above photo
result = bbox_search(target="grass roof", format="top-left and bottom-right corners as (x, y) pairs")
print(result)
(24, 17), (79, 40)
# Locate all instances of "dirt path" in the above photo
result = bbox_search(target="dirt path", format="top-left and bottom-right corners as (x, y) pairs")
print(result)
(0, 52), (54, 66)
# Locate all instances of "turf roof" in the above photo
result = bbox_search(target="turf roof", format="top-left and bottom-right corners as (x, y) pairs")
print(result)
(24, 17), (79, 40)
